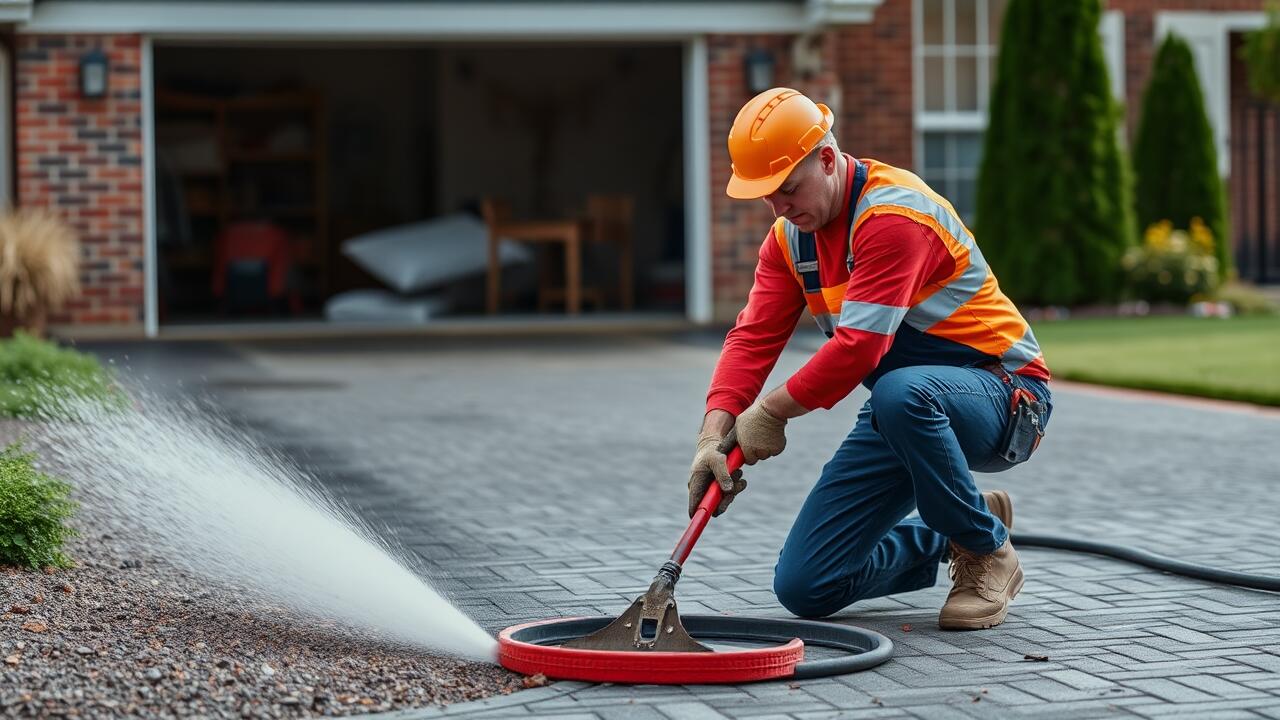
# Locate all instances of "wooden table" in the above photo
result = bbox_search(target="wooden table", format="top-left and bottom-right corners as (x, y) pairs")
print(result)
(486, 218), (590, 315)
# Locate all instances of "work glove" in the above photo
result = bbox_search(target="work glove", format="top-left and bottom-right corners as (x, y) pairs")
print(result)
(688, 431), (747, 518)
(735, 400), (787, 465)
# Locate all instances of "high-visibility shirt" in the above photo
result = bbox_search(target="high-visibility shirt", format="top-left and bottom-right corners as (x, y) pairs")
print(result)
(706, 155), (1050, 415)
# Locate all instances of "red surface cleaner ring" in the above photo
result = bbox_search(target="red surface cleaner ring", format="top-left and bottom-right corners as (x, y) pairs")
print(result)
(499, 618), (805, 684)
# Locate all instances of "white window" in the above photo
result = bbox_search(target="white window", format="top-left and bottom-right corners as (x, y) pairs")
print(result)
(913, 1), (1125, 223)
(914, 0), (1005, 223)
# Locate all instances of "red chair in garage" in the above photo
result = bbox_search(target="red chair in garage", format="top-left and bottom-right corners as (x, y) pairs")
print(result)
(211, 221), (302, 316)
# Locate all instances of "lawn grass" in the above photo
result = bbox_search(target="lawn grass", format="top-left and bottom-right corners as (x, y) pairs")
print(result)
(1032, 314), (1280, 406)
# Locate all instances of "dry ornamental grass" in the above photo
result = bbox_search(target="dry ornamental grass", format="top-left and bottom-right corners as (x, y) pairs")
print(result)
(0, 208), (81, 336)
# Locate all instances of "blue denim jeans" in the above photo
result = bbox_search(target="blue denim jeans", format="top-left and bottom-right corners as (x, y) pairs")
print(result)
(773, 365), (1052, 618)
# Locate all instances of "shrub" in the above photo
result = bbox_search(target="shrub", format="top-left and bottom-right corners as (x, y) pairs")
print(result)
(1133, 33), (1231, 278)
(1213, 280), (1279, 315)
(976, 0), (1135, 306)
(0, 442), (77, 569)
(0, 332), (117, 419)
(1122, 219), (1220, 304)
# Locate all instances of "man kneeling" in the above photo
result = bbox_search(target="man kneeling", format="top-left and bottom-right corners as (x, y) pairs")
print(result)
(688, 88), (1053, 630)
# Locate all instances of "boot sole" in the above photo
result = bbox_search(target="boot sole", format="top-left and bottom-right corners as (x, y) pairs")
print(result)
(938, 565), (1024, 631)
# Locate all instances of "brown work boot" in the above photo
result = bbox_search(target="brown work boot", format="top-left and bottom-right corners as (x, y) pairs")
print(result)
(939, 491), (1022, 630)
(982, 489), (1013, 532)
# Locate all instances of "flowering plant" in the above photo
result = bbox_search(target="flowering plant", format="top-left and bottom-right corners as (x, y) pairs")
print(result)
(1121, 218), (1220, 304)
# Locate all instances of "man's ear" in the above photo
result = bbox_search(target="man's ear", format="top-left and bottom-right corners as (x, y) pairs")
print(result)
(819, 146), (838, 176)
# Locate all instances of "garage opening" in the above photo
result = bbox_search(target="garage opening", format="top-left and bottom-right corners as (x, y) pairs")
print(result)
(152, 42), (686, 327)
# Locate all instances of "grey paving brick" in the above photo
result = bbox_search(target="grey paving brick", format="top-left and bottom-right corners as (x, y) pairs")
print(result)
(1127, 697), (1280, 717)
(891, 654), (965, 676)
(1122, 678), (1218, 703)
(903, 705), (980, 720)
(859, 686), (996, 708)
(1221, 672), (1280, 684)
(596, 706), (670, 720)
(655, 703), (729, 720)
(802, 683), (874, 707)
(729, 704), (834, 718)
(1244, 677), (1280, 691)
(1239, 652), (1280, 673)
(1008, 677), (1109, 703)
(977, 685), (1052, 706)
(1168, 673), (1269, 698)
(1167, 707), (1274, 712)
(1100, 658), (1251, 680)
(1041, 669), (1118, 690)
(1108, 644), (1185, 664)
(793, 710), (910, 720)
(1147, 625), (1222, 645)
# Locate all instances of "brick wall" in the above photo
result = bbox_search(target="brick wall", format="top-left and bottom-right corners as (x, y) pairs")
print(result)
(707, 0), (914, 321)
(16, 34), (145, 330)
(707, 33), (793, 320)
(832, 0), (914, 169)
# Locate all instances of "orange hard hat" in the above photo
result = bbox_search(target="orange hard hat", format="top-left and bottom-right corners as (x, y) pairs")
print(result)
(726, 88), (835, 199)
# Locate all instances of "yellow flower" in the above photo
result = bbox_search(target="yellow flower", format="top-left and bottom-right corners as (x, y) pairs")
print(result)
(1144, 220), (1173, 251)
(1189, 217), (1215, 255)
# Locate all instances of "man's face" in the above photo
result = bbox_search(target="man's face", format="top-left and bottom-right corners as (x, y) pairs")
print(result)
(761, 148), (835, 233)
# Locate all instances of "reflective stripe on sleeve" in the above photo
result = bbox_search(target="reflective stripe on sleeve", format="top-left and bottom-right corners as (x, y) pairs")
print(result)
(837, 300), (909, 335)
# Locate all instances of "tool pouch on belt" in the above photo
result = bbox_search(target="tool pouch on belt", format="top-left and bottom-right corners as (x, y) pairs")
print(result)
(982, 362), (1046, 467)
(998, 386), (1045, 465)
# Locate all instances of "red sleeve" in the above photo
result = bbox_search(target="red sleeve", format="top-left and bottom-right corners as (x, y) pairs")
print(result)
(705, 228), (805, 416)
(785, 214), (953, 411)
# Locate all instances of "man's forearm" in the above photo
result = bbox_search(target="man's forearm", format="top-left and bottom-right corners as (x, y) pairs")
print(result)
(760, 384), (810, 420)
(701, 409), (735, 437)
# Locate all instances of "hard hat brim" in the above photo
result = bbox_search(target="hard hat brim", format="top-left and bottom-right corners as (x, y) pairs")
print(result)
(725, 166), (794, 200)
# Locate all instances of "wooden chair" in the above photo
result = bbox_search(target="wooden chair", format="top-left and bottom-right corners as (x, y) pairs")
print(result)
(584, 194), (635, 312)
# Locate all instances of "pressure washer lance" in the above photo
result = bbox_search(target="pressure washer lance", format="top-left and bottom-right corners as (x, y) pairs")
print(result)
(562, 438), (746, 653)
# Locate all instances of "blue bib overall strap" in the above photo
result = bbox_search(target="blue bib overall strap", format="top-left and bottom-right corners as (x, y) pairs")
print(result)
(796, 159), (868, 338)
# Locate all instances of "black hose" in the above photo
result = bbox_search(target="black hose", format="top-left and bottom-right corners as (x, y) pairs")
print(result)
(1013, 532), (1280, 592)
(679, 615), (894, 679)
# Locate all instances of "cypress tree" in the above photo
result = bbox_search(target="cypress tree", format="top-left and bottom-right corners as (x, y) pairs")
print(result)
(975, 0), (1134, 306)
(1133, 33), (1232, 277)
